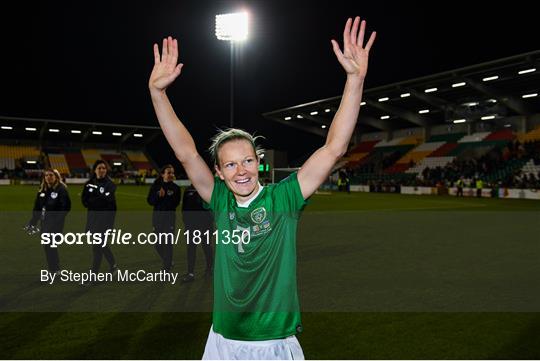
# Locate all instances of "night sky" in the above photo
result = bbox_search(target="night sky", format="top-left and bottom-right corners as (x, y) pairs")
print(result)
(2, 0), (538, 165)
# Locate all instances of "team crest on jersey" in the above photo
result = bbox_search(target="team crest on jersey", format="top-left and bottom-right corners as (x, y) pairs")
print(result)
(99, 187), (105, 194)
(50, 192), (58, 199)
(167, 189), (174, 196)
(251, 207), (266, 224)
(229, 212), (235, 220)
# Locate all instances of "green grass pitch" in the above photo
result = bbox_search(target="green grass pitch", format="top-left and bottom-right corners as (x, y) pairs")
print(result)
(1, 185), (539, 359)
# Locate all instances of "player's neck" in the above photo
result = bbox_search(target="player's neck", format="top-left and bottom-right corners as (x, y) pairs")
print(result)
(235, 182), (262, 207)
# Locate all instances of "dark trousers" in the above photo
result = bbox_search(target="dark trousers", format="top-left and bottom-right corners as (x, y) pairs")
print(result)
(185, 222), (214, 274)
(43, 244), (60, 272)
(153, 223), (174, 271)
(91, 244), (116, 272)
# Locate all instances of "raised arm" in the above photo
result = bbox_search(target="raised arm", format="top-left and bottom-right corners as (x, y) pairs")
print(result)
(149, 36), (214, 203)
(297, 17), (376, 199)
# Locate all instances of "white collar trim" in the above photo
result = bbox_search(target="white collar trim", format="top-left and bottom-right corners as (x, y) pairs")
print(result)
(237, 183), (264, 208)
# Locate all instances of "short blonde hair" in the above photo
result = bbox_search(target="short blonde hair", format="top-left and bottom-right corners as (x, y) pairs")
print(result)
(209, 128), (264, 166)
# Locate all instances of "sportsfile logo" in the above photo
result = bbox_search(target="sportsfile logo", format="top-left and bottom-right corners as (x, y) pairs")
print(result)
(40, 228), (251, 248)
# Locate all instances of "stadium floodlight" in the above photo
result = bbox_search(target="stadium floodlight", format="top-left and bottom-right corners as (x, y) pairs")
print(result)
(504, 124), (512, 127)
(378, 97), (389, 102)
(26, 160), (37, 164)
(215, 12), (248, 41)
(324, 108), (331, 112)
(133, 133), (143, 138)
(424, 87), (437, 93)
(481, 115), (496, 120)
(418, 109), (430, 114)
(112, 132), (122, 136)
(25, 127), (37, 131)
(400, 93), (410, 98)
(321, 125), (327, 129)
(522, 93), (538, 98)
(92, 131), (102, 135)
(518, 68), (536, 75)
(360, 101), (366, 106)
(1, 126), (13, 130)
(310, 111), (318, 115)
(215, 11), (249, 128)
(284, 116), (292, 120)
(71, 130), (81, 134)
(453, 119), (466, 124)
(296, 115), (303, 119)
(49, 128), (59, 133)
(487, 99), (497, 103)
(482, 75), (498, 82)
(452, 82), (466, 88)
(380, 115), (390, 120)
(113, 162), (122, 166)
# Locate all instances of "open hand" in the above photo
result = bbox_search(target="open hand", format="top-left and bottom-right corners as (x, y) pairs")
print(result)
(149, 36), (184, 93)
(331, 17), (376, 78)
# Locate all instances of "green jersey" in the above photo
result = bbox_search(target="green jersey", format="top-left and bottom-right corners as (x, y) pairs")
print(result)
(205, 172), (307, 341)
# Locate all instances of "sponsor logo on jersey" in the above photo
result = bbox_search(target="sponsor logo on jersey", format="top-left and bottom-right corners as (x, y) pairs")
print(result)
(50, 192), (58, 199)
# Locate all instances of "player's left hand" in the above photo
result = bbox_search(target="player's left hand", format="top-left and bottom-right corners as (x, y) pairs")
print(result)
(331, 17), (376, 79)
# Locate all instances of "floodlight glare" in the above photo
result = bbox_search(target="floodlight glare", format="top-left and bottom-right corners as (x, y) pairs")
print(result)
(215, 12), (248, 41)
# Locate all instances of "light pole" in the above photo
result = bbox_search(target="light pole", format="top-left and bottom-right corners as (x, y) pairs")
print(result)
(215, 12), (248, 128)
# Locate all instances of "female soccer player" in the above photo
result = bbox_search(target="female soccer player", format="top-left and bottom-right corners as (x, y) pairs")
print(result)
(147, 164), (181, 272)
(82, 159), (118, 278)
(149, 16), (375, 359)
(26, 168), (71, 274)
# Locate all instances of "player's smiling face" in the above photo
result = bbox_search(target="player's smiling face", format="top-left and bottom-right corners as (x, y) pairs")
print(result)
(215, 139), (260, 203)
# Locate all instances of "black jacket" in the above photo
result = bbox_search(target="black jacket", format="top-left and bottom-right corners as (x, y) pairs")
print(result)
(82, 177), (117, 232)
(147, 180), (181, 230)
(28, 184), (71, 233)
(181, 186), (213, 229)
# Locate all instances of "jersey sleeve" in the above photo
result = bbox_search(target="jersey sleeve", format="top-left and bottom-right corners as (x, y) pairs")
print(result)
(203, 177), (228, 211)
(273, 172), (308, 214)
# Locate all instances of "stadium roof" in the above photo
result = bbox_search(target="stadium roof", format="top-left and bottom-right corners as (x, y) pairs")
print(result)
(262, 50), (540, 137)
(0, 116), (161, 147)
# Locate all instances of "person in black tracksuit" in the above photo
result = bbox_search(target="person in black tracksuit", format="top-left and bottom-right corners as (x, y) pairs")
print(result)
(180, 184), (214, 283)
(82, 160), (118, 275)
(25, 168), (71, 273)
(147, 164), (181, 272)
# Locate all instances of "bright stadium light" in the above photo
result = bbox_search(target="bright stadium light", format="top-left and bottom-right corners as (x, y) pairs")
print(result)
(518, 68), (536, 75)
(424, 87), (438, 93)
(482, 75), (498, 82)
(133, 133), (143, 138)
(296, 115), (303, 119)
(452, 82), (466, 88)
(378, 97), (389, 102)
(92, 131), (102, 135)
(113, 162), (122, 166)
(26, 160), (37, 164)
(1, 126), (13, 130)
(418, 109), (430, 114)
(324, 108), (331, 112)
(400, 93), (410, 98)
(215, 11), (249, 128)
(49, 128), (59, 133)
(112, 132), (122, 136)
(310, 111), (318, 115)
(522, 93), (538, 98)
(321, 125), (327, 129)
(284, 116), (292, 120)
(25, 127), (37, 131)
(215, 12), (248, 41)
(360, 101), (366, 106)
(453, 119), (466, 124)
(481, 115), (496, 120)
(71, 130), (81, 134)
(380, 115), (390, 120)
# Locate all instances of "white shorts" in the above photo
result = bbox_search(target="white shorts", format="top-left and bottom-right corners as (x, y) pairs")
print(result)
(202, 325), (305, 360)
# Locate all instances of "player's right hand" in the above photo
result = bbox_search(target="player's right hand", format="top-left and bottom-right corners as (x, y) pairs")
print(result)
(149, 36), (184, 93)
